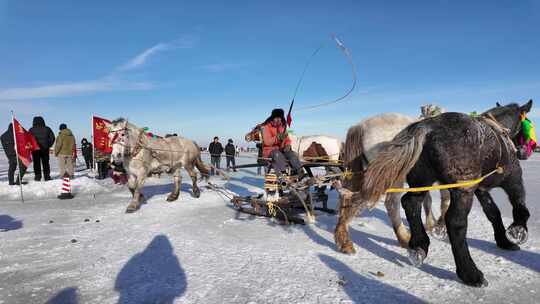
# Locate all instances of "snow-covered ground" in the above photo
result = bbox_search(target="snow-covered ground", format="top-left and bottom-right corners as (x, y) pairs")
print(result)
(1, 152), (540, 303)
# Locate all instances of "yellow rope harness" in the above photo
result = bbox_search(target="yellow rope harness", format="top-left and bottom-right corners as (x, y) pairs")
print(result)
(385, 167), (504, 193)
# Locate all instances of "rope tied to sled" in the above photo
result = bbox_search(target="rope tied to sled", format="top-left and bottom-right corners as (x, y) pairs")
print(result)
(340, 167), (504, 192)
(385, 167), (504, 193)
(266, 201), (289, 224)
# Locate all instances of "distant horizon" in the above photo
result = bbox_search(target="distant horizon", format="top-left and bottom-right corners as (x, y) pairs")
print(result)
(1, 1), (539, 145)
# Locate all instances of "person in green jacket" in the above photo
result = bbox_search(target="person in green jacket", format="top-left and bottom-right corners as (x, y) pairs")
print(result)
(54, 123), (76, 178)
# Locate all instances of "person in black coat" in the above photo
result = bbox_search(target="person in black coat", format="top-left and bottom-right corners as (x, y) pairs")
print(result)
(81, 138), (93, 170)
(29, 116), (55, 181)
(225, 139), (237, 172)
(1, 124), (27, 185)
(208, 136), (224, 175)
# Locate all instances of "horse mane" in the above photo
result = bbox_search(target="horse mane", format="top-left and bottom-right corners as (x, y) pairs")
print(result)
(482, 103), (519, 117)
(111, 118), (127, 125)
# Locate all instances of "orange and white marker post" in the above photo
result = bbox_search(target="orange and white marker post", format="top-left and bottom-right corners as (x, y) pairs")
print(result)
(58, 174), (74, 200)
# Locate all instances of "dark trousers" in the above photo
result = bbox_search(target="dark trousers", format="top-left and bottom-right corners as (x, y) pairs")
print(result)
(210, 156), (221, 175)
(8, 156), (27, 185)
(96, 161), (109, 179)
(32, 149), (51, 180)
(226, 156), (236, 170)
(83, 156), (93, 169)
(270, 149), (302, 174)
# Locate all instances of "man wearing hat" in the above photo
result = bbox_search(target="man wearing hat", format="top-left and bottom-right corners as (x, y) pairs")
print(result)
(54, 123), (76, 178)
(260, 108), (305, 179)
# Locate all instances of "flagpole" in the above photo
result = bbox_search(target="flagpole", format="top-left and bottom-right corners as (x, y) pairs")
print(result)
(11, 111), (24, 203)
(91, 114), (95, 172)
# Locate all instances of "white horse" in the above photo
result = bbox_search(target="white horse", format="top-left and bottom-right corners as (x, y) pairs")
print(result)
(109, 118), (209, 213)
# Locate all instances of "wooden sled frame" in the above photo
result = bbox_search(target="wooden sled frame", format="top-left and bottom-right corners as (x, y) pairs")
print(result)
(230, 161), (342, 225)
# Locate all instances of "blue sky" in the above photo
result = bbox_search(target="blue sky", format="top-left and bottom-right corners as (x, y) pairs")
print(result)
(1, 0), (539, 146)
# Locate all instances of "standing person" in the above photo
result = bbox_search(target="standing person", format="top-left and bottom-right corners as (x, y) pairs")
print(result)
(1, 124), (27, 185)
(54, 124), (76, 178)
(225, 139), (237, 172)
(95, 149), (111, 180)
(208, 136), (223, 175)
(29, 116), (55, 181)
(81, 138), (93, 170)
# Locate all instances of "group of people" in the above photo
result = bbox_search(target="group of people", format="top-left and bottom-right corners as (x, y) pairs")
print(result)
(1, 116), (113, 185)
(208, 137), (239, 175)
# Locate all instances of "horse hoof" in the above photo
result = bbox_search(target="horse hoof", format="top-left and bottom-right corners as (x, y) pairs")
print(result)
(462, 274), (489, 288)
(337, 241), (356, 255)
(431, 225), (448, 241)
(125, 207), (137, 213)
(166, 195), (178, 202)
(506, 225), (528, 245)
(497, 240), (520, 251)
(407, 248), (426, 268)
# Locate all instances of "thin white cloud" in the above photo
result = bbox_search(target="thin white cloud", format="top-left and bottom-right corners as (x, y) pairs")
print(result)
(0, 78), (153, 101)
(199, 63), (247, 73)
(118, 36), (197, 71)
(118, 43), (170, 71)
(0, 35), (197, 101)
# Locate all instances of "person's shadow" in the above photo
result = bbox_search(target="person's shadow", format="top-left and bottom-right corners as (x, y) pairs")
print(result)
(114, 235), (187, 304)
(0, 215), (23, 231)
(319, 254), (425, 303)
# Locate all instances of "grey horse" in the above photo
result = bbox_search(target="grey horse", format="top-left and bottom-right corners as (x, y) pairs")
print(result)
(109, 118), (209, 213)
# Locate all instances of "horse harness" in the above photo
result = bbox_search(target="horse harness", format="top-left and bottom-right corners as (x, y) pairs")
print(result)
(110, 126), (176, 169)
(478, 113), (517, 167)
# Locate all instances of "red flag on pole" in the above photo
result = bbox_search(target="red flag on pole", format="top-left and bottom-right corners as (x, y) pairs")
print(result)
(286, 99), (294, 127)
(93, 116), (112, 153)
(13, 118), (40, 167)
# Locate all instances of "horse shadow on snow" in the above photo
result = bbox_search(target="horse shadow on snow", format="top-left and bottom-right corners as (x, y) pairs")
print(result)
(303, 216), (456, 281)
(319, 254), (425, 303)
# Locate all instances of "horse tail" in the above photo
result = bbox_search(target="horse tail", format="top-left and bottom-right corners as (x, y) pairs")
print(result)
(343, 124), (366, 191)
(195, 155), (210, 180)
(362, 123), (430, 204)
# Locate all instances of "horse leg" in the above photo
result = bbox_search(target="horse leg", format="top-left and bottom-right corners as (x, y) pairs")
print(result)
(384, 192), (410, 248)
(126, 174), (145, 213)
(185, 165), (201, 198)
(475, 189), (519, 250)
(446, 189), (487, 287)
(335, 194), (365, 254)
(423, 192), (436, 232)
(501, 176), (530, 246)
(432, 190), (451, 240)
(401, 191), (430, 267)
(167, 168), (181, 202)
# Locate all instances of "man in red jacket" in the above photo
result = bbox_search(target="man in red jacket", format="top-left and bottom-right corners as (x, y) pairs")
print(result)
(261, 109), (305, 179)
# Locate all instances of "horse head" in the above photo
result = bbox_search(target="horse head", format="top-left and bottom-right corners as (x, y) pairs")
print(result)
(484, 99), (533, 140)
(245, 124), (262, 142)
(109, 118), (138, 165)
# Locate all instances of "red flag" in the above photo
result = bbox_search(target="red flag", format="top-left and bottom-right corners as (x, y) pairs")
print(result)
(13, 118), (40, 167)
(93, 116), (112, 153)
(286, 99), (294, 127)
